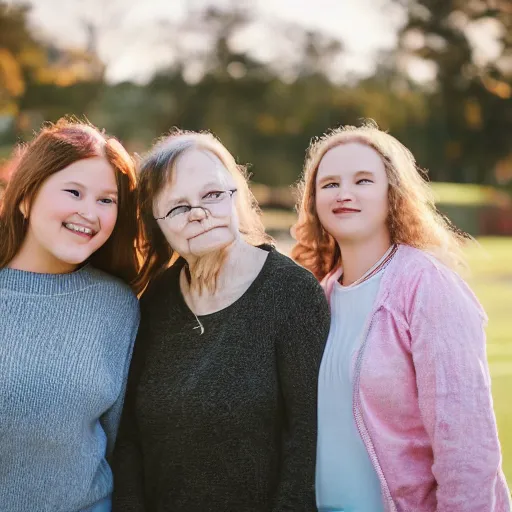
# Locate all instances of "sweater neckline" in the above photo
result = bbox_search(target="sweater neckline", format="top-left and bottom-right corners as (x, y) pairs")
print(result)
(175, 244), (277, 320)
(0, 264), (99, 296)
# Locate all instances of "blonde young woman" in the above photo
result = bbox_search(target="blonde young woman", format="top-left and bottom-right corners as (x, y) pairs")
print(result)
(292, 122), (511, 512)
(112, 130), (330, 512)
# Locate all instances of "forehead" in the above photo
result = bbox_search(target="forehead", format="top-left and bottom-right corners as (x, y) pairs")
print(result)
(48, 157), (116, 187)
(168, 148), (233, 194)
(317, 142), (385, 179)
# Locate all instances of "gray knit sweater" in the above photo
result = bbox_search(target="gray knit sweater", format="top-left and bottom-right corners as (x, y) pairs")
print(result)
(0, 265), (139, 512)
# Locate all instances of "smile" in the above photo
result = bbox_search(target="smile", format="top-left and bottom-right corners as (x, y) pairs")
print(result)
(63, 223), (97, 237)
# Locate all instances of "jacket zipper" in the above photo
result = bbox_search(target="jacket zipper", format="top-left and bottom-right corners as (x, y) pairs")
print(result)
(352, 308), (398, 512)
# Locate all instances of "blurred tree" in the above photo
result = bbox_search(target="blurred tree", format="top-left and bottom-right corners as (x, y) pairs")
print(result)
(396, 0), (512, 184)
(0, 1), (105, 140)
(0, 2), (46, 116)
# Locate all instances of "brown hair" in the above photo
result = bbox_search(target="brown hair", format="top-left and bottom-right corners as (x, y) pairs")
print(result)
(0, 118), (142, 292)
(135, 128), (273, 292)
(292, 121), (469, 280)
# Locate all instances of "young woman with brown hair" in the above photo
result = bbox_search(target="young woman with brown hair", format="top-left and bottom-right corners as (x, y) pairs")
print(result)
(293, 122), (510, 512)
(0, 119), (141, 512)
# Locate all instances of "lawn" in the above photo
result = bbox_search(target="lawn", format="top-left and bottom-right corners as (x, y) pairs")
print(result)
(265, 208), (512, 487)
(465, 238), (512, 486)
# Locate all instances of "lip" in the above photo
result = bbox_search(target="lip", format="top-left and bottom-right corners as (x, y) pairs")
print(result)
(332, 207), (361, 214)
(188, 226), (221, 240)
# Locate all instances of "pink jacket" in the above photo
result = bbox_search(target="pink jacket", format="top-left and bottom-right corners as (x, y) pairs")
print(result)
(321, 244), (511, 512)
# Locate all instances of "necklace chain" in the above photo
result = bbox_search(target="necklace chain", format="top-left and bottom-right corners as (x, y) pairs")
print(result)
(340, 244), (398, 287)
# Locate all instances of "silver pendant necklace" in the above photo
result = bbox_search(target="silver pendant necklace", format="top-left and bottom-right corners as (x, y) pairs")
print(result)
(192, 311), (205, 335)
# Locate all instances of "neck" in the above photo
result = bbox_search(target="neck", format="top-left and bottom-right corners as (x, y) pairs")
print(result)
(337, 232), (392, 286)
(8, 238), (76, 274)
(183, 238), (256, 295)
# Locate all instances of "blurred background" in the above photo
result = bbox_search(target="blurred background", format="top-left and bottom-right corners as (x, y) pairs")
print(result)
(1, 0), (511, 486)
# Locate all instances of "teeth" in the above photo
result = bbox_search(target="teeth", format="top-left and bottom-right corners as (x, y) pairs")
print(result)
(65, 223), (94, 235)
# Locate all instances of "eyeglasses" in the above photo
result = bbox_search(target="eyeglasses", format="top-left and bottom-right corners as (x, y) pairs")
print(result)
(154, 189), (237, 221)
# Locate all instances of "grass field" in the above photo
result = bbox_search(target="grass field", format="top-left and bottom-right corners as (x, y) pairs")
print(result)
(265, 209), (512, 486)
(465, 238), (512, 486)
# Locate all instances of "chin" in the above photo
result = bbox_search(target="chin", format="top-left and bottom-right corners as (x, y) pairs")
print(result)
(188, 231), (235, 257)
(53, 250), (93, 267)
(328, 228), (365, 243)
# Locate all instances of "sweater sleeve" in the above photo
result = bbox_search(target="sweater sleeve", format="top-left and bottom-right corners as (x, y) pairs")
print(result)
(100, 295), (140, 461)
(111, 301), (150, 512)
(273, 268), (330, 512)
(409, 267), (511, 512)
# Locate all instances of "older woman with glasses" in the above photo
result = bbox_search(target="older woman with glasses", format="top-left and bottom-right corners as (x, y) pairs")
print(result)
(112, 129), (330, 512)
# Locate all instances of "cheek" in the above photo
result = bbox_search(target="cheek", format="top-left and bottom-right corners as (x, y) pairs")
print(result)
(363, 190), (389, 224)
(315, 191), (334, 223)
(375, 191), (390, 220)
(28, 201), (66, 235)
(159, 225), (186, 252)
(98, 208), (118, 237)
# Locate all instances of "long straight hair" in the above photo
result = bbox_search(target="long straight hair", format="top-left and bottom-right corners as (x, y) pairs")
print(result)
(0, 118), (142, 292)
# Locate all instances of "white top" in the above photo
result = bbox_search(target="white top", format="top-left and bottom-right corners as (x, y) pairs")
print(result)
(316, 262), (388, 512)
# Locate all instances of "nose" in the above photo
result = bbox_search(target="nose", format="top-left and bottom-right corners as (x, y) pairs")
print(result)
(188, 206), (208, 222)
(335, 184), (355, 203)
(78, 209), (96, 222)
(78, 197), (99, 223)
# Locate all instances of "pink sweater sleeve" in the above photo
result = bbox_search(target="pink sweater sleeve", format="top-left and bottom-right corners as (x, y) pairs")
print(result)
(408, 266), (511, 512)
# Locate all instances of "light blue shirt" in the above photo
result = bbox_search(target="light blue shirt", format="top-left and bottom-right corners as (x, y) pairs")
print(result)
(0, 265), (139, 512)
(316, 271), (385, 512)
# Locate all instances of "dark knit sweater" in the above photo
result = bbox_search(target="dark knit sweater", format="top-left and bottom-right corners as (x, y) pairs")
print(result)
(112, 246), (330, 512)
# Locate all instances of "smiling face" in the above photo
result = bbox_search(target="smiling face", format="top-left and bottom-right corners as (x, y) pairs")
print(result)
(315, 141), (390, 244)
(20, 156), (119, 273)
(152, 148), (240, 259)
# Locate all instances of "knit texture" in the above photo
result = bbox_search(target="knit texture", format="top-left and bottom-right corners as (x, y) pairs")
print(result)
(0, 265), (139, 512)
(322, 245), (511, 512)
(112, 246), (330, 512)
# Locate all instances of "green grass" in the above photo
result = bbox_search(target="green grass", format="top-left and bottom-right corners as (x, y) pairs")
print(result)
(465, 238), (512, 486)
(430, 182), (502, 206)
(266, 208), (512, 486)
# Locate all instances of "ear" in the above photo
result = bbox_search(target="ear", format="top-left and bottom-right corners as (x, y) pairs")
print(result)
(19, 200), (28, 219)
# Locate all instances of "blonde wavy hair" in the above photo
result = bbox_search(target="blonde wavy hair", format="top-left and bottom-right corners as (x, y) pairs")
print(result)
(291, 121), (469, 281)
(135, 128), (273, 293)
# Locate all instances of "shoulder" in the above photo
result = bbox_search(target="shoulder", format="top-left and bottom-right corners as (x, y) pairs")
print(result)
(387, 245), (462, 289)
(265, 248), (330, 320)
(85, 265), (139, 318)
(386, 245), (486, 323)
(267, 248), (325, 294)
(139, 259), (183, 309)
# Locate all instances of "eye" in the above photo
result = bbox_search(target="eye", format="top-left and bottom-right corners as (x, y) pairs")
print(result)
(99, 197), (117, 205)
(203, 190), (225, 201)
(356, 178), (373, 184)
(64, 189), (80, 198)
(321, 182), (339, 189)
(168, 205), (190, 218)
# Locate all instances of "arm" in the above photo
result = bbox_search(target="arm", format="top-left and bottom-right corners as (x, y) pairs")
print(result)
(111, 307), (150, 512)
(100, 303), (140, 461)
(409, 267), (511, 512)
(273, 269), (330, 512)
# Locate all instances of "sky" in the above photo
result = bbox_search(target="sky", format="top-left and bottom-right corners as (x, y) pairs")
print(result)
(12, 0), (504, 84)
(16, 0), (408, 83)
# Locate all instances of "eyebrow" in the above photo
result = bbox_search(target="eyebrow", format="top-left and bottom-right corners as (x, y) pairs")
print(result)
(63, 181), (118, 196)
(317, 175), (340, 185)
(318, 170), (375, 184)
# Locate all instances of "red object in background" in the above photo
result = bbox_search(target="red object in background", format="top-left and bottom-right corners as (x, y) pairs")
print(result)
(479, 205), (512, 236)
